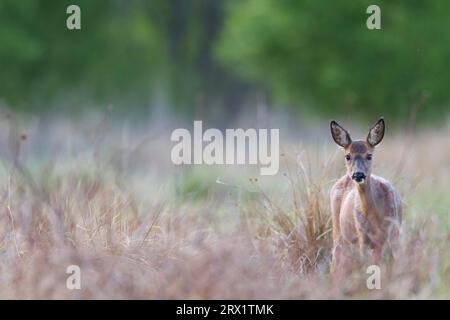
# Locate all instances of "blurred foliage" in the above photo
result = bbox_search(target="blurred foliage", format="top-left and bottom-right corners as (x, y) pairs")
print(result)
(174, 168), (213, 202)
(216, 0), (450, 119)
(0, 0), (449, 120)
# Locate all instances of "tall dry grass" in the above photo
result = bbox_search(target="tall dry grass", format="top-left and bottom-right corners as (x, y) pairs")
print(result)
(0, 111), (448, 299)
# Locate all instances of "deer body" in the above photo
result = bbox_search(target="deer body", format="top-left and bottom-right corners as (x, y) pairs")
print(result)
(329, 118), (402, 272)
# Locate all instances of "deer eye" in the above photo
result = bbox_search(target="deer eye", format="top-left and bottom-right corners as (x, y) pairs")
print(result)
(345, 155), (351, 161)
(367, 154), (372, 160)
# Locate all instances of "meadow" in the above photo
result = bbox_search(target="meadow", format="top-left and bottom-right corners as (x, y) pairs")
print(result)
(0, 111), (448, 299)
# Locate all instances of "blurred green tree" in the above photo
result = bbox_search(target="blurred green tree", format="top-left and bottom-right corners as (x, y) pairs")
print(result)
(0, 0), (449, 121)
(215, 0), (450, 120)
(0, 0), (166, 112)
(0, 0), (238, 116)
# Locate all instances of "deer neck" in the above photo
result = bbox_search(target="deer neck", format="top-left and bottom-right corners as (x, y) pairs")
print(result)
(355, 177), (374, 219)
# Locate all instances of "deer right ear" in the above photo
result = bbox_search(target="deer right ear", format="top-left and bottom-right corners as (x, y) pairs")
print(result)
(330, 120), (352, 148)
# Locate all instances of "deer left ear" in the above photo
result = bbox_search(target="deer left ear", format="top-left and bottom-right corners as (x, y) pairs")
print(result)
(367, 117), (385, 147)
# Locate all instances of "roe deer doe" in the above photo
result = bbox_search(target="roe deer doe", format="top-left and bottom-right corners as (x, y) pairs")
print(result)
(329, 117), (402, 273)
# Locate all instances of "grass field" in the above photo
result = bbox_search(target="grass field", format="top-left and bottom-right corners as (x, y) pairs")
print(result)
(0, 113), (448, 299)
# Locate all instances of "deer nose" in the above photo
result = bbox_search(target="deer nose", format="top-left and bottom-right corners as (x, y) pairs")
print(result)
(352, 172), (366, 182)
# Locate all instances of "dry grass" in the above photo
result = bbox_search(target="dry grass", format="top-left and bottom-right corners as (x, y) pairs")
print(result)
(0, 112), (448, 299)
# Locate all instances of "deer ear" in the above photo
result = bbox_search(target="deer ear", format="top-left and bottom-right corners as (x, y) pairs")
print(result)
(367, 117), (385, 147)
(330, 120), (352, 148)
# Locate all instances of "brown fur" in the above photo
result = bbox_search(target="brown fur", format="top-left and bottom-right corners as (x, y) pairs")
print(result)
(349, 142), (368, 154)
(329, 118), (402, 274)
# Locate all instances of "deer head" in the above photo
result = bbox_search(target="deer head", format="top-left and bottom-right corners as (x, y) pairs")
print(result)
(330, 117), (385, 184)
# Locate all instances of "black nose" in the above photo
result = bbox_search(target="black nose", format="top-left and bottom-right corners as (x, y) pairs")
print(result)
(352, 172), (366, 182)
